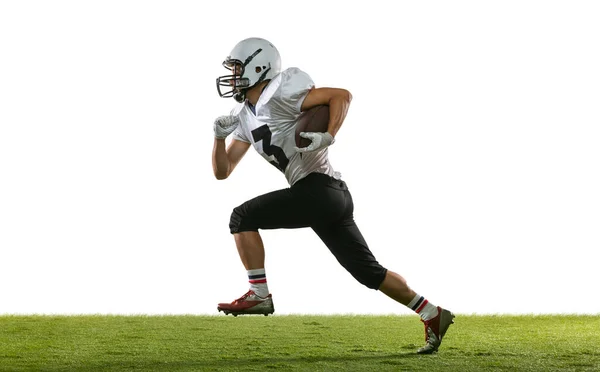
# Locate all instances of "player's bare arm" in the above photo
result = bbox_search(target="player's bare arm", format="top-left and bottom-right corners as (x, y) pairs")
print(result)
(301, 87), (352, 137)
(212, 138), (250, 180)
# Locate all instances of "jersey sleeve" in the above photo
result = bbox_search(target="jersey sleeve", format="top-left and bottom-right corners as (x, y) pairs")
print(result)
(232, 128), (250, 143)
(273, 67), (315, 116)
(230, 104), (250, 143)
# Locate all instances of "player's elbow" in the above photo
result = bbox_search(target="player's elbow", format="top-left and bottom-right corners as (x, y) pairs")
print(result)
(213, 167), (230, 180)
(214, 171), (229, 180)
(344, 89), (353, 103)
(329, 89), (352, 106)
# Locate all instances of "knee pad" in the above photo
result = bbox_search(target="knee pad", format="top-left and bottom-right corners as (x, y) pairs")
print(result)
(229, 203), (258, 234)
(229, 206), (243, 234)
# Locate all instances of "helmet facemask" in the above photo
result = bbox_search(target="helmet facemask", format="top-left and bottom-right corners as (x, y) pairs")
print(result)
(216, 59), (250, 102)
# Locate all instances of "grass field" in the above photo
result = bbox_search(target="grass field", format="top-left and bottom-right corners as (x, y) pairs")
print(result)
(1, 314), (599, 371)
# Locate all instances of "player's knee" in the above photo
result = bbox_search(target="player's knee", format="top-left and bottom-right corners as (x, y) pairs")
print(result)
(229, 204), (257, 234)
(347, 265), (387, 290)
(229, 205), (244, 234)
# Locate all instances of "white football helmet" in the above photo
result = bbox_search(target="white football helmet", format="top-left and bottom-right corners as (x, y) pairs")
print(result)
(216, 37), (282, 102)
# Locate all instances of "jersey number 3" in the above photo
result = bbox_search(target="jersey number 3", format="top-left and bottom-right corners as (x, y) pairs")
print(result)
(251, 125), (289, 172)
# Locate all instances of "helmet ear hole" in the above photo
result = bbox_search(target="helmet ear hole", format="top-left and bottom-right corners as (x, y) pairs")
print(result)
(255, 66), (262, 73)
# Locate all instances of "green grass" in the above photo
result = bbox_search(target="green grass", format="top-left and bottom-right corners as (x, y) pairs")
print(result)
(0, 315), (599, 371)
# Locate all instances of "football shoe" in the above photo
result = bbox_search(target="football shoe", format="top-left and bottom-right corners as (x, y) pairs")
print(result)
(217, 290), (274, 317)
(417, 307), (455, 354)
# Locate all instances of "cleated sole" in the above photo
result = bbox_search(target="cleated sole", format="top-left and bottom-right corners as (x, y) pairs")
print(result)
(217, 307), (274, 316)
(216, 295), (275, 317)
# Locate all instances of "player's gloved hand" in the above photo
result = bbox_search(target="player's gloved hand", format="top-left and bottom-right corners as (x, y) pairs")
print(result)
(214, 115), (240, 139)
(294, 132), (335, 153)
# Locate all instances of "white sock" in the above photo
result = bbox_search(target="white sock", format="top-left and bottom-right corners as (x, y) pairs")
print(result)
(408, 294), (439, 321)
(247, 268), (269, 298)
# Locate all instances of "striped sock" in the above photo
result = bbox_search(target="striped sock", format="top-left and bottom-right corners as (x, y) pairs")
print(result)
(408, 294), (439, 321)
(247, 268), (269, 298)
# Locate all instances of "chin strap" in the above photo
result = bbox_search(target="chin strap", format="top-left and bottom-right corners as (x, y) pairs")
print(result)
(233, 91), (246, 103)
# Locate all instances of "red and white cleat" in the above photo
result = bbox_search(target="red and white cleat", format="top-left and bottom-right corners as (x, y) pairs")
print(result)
(417, 306), (455, 354)
(217, 290), (275, 317)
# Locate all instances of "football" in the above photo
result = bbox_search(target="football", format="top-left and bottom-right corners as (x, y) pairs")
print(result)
(295, 105), (330, 148)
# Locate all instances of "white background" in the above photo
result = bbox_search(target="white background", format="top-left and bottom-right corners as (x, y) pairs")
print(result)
(1, 1), (599, 315)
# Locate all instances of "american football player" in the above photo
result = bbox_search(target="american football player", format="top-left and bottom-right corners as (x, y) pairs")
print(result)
(212, 37), (454, 354)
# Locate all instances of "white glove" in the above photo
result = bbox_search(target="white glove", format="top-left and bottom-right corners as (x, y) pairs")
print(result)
(214, 115), (240, 139)
(294, 132), (335, 153)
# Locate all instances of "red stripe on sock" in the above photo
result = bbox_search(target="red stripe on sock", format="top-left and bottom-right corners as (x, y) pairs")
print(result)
(415, 299), (429, 313)
(249, 279), (267, 284)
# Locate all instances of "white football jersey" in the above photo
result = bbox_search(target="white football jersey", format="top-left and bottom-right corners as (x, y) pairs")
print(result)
(231, 67), (339, 186)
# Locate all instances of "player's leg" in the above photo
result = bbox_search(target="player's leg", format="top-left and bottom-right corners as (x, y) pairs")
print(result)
(379, 269), (456, 353)
(313, 220), (454, 354)
(311, 185), (454, 354)
(233, 231), (265, 270)
(311, 219), (388, 290)
(218, 188), (299, 316)
(219, 174), (345, 316)
(311, 222), (433, 315)
(379, 271), (417, 305)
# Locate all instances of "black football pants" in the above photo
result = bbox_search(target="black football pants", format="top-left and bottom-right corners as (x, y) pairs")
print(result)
(229, 172), (388, 289)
